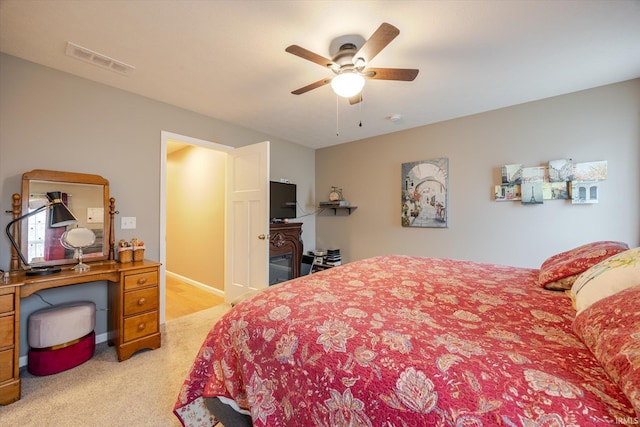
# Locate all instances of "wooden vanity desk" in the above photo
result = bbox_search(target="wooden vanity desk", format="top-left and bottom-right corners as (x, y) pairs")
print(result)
(0, 259), (161, 405)
(1, 170), (160, 405)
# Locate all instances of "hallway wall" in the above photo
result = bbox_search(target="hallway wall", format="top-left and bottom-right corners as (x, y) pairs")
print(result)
(167, 145), (226, 292)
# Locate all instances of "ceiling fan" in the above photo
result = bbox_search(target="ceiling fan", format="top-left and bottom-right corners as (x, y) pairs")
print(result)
(286, 22), (419, 105)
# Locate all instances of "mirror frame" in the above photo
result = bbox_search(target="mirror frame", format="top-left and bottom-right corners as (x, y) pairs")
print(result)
(20, 169), (111, 268)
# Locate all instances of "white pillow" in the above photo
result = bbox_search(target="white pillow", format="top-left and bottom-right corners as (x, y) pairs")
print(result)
(571, 247), (640, 313)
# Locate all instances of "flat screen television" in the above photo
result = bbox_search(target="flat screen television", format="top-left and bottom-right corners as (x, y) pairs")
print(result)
(270, 181), (297, 221)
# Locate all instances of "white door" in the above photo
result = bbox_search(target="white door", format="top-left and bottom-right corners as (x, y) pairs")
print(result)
(225, 141), (270, 303)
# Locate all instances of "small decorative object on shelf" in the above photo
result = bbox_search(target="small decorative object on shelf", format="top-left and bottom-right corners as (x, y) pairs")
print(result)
(131, 237), (146, 261)
(321, 186), (352, 208)
(118, 239), (133, 263)
(319, 186), (357, 215)
(118, 237), (145, 263)
(329, 186), (344, 202)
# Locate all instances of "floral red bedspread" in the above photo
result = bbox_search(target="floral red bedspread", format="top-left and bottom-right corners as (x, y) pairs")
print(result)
(174, 255), (635, 426)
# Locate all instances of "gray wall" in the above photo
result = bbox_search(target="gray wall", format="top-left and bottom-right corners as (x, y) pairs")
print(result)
(0, 53), (315, 358)
(316, 79), (640, 268)
(270, 137), (317, 247)
(2, 51), (637, 360)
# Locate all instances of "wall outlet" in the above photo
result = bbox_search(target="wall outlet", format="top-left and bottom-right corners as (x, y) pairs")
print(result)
(121, 217), (136, 229)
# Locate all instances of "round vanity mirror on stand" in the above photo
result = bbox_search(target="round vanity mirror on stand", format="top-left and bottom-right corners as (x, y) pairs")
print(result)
(61, 228), (96, 271)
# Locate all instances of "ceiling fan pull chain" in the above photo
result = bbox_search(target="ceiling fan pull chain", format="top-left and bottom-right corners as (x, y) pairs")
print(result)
(336, 95), (340, 136)
(359, 93), (363, 127)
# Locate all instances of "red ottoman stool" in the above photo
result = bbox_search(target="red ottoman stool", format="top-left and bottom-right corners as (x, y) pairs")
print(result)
(27, 301), (96, 376)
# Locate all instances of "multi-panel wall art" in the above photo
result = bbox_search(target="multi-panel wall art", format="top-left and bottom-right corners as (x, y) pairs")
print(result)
(495, 159), (607, 204)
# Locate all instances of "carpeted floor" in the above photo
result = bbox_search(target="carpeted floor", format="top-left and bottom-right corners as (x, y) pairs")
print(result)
(0, 304), (232, 427)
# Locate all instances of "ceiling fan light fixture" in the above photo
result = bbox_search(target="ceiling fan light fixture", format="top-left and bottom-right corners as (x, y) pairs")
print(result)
(331, 72), (365, 98)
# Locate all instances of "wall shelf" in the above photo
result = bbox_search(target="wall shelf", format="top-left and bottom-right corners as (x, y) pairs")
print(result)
(319, 206), (357, 215)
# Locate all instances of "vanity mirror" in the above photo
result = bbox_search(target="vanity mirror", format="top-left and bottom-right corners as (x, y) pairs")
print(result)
(9, 170), (115, 271)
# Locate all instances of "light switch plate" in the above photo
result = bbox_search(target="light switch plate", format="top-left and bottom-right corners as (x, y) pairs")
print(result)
(121, 217), (136, 229)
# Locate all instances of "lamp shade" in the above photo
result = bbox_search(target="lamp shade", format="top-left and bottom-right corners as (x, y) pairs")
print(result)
(46, 192), (77, 227)
(5, 191), (78, 275)
(331, 72), (365, 98)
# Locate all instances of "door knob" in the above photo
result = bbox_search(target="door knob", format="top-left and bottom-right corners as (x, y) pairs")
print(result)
(258, 234), (268, 240)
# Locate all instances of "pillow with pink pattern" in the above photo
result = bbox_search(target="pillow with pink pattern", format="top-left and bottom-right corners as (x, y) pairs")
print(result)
(573, 284), (640, 418)
(538, 241), (629, 290)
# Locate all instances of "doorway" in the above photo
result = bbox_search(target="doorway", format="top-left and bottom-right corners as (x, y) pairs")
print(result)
(160, 131), (233, 323)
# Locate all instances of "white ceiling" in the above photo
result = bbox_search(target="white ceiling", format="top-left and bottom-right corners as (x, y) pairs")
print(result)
(1, 0), (639, 149)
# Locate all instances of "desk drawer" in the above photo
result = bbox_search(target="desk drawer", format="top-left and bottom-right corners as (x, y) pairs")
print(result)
(124, 271), (158, 291)
(124, 287), (158, 316)
(0, 348), (14, 382)
(0, 294), (14, 313)
(0, 315), (14, 348)
(123, 311), (158, 343)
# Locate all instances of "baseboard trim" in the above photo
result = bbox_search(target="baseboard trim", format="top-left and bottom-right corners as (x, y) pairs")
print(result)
(166, 270), (224, 297)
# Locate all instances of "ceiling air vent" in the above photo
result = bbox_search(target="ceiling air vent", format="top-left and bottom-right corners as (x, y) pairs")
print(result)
(65, 42), (135, 75)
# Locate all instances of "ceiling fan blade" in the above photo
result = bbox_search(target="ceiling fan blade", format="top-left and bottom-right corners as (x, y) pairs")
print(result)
(291, 78), (332, 95)
(355, 22), (400, 64)
(364, 67), (419, 81)
(285, 45), (335, 68)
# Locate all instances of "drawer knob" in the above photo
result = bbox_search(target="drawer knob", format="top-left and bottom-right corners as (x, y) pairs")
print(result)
(137, 277), (147, 285)
(137, 297), (146, 306)
(137, 322), (146, 331)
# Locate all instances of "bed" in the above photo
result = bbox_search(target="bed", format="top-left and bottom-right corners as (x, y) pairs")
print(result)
(174, 241), (640, 426)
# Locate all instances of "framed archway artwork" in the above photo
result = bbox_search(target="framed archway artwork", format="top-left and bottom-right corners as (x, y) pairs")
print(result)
(401, 158), (449, 228)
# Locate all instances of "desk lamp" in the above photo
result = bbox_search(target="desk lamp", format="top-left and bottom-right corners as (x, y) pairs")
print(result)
(5, 191), (77, 276)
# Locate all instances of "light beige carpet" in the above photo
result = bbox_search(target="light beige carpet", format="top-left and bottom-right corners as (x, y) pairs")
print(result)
(0, 304), (232, 427)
